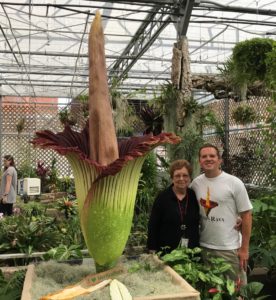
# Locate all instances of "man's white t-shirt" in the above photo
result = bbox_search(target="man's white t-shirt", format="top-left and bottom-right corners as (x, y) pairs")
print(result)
(191, 172), (252, 250)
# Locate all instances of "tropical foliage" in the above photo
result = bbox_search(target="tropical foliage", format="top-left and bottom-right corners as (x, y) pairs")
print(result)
(0, 201), (85, 260)
(0, 269), (25, 300)
(43, 244), (83, 261)
(250, 191), (276, 269)
(161, 247), (268, 300)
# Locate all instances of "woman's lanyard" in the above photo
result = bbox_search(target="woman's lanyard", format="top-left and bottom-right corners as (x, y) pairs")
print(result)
(177, 192), (189, 231)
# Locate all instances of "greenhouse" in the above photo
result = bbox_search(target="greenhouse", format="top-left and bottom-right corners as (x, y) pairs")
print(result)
(0, 1), (275, 299)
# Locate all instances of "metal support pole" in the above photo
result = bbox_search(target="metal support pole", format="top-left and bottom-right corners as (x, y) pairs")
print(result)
(224, 97), (230, 172)
(0, 86), (2, 159)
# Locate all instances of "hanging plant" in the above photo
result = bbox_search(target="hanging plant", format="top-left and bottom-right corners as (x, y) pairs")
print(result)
(219, 38), (274, 100)
(265, 41), (276, 90)
(110, 87), (137, 135)
(183, 97), (203, 117)
(75, 94), (89, 119)
(232, 104), (257, 125)
(232, 38), (273, 83)
(16, 117), (26, 134)
(58, 108), (77, 127)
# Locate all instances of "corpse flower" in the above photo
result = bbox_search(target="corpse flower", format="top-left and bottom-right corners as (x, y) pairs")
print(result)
(31, 12), (180, 271)
(200, 187), (218, 217)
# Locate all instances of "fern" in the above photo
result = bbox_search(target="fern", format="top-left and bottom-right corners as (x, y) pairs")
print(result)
(0, 269), (26, 300)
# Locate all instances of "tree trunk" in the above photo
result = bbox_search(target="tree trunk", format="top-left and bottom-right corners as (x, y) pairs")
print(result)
(170, 36), (200, 175)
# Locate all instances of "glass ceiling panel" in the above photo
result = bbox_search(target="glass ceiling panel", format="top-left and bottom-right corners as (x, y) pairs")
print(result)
(0, 0), (275, 99)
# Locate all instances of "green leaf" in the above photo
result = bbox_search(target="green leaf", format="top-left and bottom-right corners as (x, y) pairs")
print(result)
(226, 279), (235, 295)
(218, 263), (233, 273)
(213, 293), (223, 300)
(240, 282), (264, 298)
(0, 243), (11, 252)
(198, 271), (207, 282)
(210, 275), (224, 285)
(162, 250), (189, 262)
(128, 262), (141, 273)
(173, 264), (186, 275)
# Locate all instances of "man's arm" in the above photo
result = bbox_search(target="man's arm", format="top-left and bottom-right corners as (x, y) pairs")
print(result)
(238, 210), (252, 271)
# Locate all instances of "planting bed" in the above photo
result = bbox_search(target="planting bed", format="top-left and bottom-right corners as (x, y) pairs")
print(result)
(22, 255), (200, 300)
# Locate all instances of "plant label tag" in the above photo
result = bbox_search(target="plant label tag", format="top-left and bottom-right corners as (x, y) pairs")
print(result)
(180, 238), (189, 247)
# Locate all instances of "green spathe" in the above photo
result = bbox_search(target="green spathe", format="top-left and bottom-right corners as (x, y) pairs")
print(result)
(81, 157), (145, 268)
(67, 153), (97, 213)
(84, 208), (133, 266)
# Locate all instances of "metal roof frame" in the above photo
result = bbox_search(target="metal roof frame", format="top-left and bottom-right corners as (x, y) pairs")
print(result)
(0, 0), (275, 99)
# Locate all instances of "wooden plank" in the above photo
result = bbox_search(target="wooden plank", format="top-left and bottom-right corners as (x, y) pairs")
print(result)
(21, 264), (35, 300)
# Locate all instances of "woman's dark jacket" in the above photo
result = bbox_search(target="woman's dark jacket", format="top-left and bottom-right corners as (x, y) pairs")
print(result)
(147, 186), (200, 253)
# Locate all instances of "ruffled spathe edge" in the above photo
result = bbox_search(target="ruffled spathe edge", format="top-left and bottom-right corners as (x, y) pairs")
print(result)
(31, 123), (181, 180)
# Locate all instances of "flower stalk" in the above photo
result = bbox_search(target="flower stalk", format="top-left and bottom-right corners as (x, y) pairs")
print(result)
(89, 12), (118, 165)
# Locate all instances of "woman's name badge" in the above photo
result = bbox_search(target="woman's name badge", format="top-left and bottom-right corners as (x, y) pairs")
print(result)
(180, 238), (189, 247)
(180, 224), (186, 231)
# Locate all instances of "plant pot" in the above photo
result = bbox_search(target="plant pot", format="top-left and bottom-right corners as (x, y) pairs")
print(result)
(22, 255), (200, 300)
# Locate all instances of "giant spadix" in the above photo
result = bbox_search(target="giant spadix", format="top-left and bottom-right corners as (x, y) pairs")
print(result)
(31, 12), (180, 271)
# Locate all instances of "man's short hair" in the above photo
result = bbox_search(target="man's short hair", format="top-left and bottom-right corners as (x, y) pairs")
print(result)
(198, 143), (221, 158)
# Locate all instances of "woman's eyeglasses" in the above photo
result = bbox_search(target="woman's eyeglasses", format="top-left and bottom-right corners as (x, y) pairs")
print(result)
(173, 174), (189, 179)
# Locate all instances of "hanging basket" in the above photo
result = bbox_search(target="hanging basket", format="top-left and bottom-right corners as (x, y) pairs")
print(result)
(232, 104), (257, 125)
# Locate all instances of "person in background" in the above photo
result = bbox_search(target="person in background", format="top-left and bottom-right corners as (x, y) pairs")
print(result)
(147, 159), (200, 255)
(191, 143), (252, 284)
(0, 155), (17, 216)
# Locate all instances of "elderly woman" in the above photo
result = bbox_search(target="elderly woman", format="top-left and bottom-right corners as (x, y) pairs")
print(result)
(0, 155), (17, 216)
(147, 159), (199, 254)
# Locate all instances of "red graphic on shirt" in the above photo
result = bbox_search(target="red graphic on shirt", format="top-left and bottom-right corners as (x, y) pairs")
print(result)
(200, 187), (218, 216)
